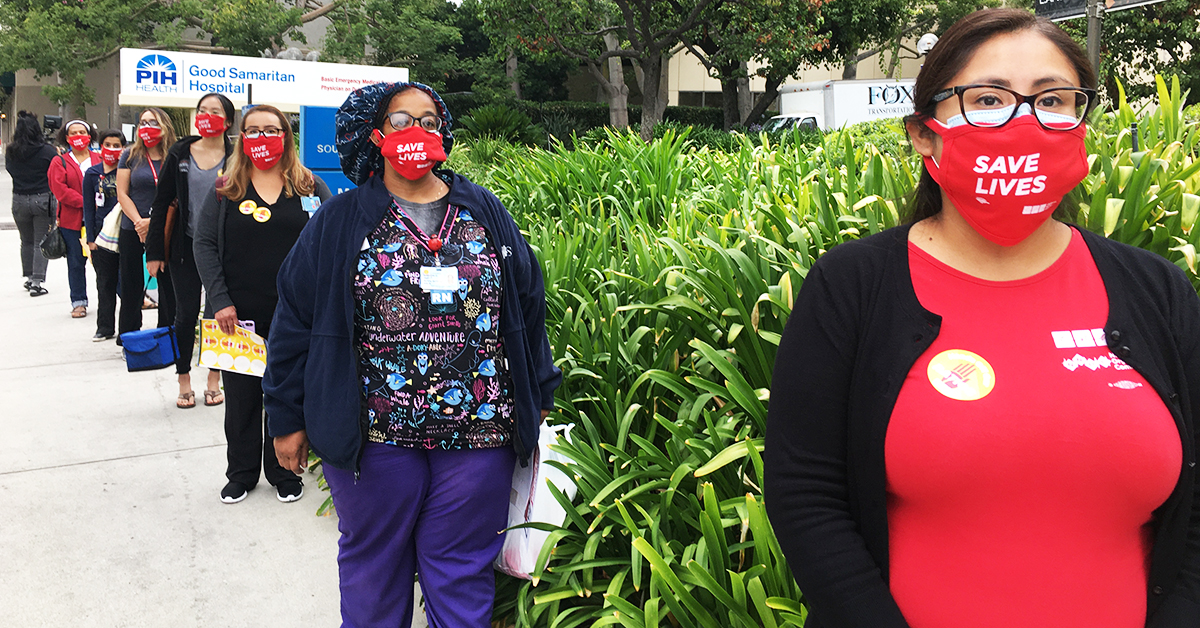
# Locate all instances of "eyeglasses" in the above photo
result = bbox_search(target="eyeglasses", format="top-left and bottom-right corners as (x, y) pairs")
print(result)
(139, 120), (160, 128)
(243, 127), (284, 139)
(384, 111), (443, 133)
(930, 84), (1096, 130)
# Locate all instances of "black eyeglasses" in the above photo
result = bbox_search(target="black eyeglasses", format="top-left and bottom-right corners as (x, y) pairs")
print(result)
(384, 111), (443, 133)
(930, 84), (1096, 130)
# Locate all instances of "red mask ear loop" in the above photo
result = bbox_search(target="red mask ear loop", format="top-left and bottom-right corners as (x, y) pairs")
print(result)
(372, 128), (385, 144)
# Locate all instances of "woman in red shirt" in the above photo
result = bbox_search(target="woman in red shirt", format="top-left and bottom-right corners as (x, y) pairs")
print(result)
(48, 120), (102, 319)
(764, 9), (1200, 628)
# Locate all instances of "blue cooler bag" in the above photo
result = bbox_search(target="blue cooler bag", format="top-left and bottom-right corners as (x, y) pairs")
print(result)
(120, 326), (179, 372)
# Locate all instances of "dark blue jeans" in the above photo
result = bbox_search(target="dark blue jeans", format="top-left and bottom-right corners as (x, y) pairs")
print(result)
(59, 227), (88, 307)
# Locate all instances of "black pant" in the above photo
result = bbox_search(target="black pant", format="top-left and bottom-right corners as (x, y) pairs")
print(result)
(223, 371), (296, 488)
(118, 228), (173, 334)
(91, 247), (119, 337)
(169, 235), (205, 375)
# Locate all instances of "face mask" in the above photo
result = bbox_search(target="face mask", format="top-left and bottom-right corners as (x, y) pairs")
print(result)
(242, 134), (285, 170)
(195, 113), (226, 138)
(101, 147), (122, 166)
(138, 126), (163, 147)
(374, 126), (447, 180)
(67, 135), (90, 151)
(923, 113), (1088, 246)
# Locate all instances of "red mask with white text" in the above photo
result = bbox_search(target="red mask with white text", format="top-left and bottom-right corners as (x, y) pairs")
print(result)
(923, 115), (1088, 246)
(138, 126), (163, 147)
(374, 127), (447, 180)
(67, 135), (90, 151)
(195, 113), (226, 138)
(101, 147), (122, 166)
(242, 134), (285, 170)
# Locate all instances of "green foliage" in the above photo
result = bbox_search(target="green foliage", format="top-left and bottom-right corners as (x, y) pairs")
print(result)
(322, 0), (462, 90)
(207, 0), (305, 55)
(826, 117), (909, 156)
(459, 104), (543, 145)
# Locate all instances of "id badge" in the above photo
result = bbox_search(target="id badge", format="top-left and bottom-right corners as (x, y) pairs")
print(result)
(301, 196), (321, 214)
(420, 266), (459, 292)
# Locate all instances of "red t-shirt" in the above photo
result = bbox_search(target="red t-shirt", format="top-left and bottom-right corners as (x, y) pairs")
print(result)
(887, 228), (1181, 628)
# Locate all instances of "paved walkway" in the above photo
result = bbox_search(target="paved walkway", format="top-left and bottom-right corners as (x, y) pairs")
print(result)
(0, 157), (427, 627)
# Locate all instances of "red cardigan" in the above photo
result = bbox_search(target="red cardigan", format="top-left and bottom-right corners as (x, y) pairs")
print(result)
(47, 151), (102, 231)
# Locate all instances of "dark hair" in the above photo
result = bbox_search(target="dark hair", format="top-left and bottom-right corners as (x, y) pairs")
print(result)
(905, 8), (1096, 223)
(55, 119), (97, 148)
(196, 92), (236, 127)
(6, 115), (46, 161)
(98, 129), (127, 146)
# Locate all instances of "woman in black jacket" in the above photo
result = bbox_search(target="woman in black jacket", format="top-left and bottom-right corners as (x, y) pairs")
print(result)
(6, 113), (58, 296)
(146, 93), (234, 409)
(764, 9), (1200, 628)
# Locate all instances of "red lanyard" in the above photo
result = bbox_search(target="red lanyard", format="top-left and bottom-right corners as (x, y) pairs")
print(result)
(390, 200), (458, 257)
(146, 157), (159, 185)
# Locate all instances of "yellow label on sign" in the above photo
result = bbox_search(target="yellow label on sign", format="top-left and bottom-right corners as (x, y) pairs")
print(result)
(927, 349), (995, 401)
(239, 200), (257, 215)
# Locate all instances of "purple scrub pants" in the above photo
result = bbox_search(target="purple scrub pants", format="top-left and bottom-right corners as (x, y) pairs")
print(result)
(324, 443), (516, 628)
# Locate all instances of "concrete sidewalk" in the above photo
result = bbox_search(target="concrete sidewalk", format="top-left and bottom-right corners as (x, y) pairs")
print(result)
(0, 161), (430, 625)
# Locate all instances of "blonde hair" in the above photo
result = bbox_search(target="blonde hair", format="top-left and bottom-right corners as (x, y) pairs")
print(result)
(127, 107), (177, 171)
(218, 104), (314, 202)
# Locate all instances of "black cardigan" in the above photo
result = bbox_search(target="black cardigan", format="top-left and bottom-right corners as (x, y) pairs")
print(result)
(145, 135), (233, 263)
(763, 224), (1200, 628)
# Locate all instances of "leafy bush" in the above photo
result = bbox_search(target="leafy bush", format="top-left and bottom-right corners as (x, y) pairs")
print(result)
(459, 104), (544, 145)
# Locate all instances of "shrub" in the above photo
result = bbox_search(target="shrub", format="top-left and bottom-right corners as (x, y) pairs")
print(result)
(458, 104), (543, 145)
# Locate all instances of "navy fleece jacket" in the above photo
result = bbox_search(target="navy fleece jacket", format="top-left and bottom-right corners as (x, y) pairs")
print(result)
(263, 172), (561, 470)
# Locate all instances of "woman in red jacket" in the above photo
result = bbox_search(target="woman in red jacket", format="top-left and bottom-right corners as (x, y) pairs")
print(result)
(48, 120), (102, 318)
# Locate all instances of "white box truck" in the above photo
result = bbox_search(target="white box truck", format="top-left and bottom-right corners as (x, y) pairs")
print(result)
(764, 79), (917, 132)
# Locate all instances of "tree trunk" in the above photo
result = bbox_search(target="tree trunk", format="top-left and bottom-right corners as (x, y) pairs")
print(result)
(736, 61), (752, 124)
(637, 52), (667, 141)
(505, 48), (521, 99)
(743, 76), (783, 129)
(601, 32), (630, 128)
(714, 60), (739, 131)
(842, 54), (858, 80)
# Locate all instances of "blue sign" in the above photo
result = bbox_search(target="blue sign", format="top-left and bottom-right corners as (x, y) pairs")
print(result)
(135, 54), (180, 93)
(299, 106), (341, 171)
(313, 169), (356, 198)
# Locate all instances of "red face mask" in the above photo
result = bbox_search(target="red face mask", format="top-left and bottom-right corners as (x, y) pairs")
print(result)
(101, 147), (122, 166)
(195, 113), (226, 138)
(67, 135), (90, 151)
(923, 115), (1088, 246)
(138, 126), (163, 147)
(374, 126), (447, 181)
(242, 134), (285, 170)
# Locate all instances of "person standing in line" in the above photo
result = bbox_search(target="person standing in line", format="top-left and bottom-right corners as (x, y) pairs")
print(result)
(116, 108), (177, 337)
(193, 104), (331, 504)
(48, 119), (102, 319)
(763, 9), (1200, 628)
(83, 130), (128, 342)
(7, 113), (59, 297)
(146, 93), (234, 410)
(266, 82), (561, 627)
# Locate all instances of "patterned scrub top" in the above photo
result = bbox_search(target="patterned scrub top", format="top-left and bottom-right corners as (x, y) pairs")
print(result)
(353, 201), (515, 450)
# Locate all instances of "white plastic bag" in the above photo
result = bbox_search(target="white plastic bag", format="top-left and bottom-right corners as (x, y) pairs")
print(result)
(494, 422), (578, 579)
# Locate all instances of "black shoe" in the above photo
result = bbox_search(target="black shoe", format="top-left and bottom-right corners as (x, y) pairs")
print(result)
(92, 332), (114, 342)
(220, 481), (250, 504)
(29, 285), (47, 297)
(276, 480), (304, 503)
(23, 279), (31, 290)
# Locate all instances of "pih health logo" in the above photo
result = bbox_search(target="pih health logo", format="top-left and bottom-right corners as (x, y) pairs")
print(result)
(927, 349), (996, 401)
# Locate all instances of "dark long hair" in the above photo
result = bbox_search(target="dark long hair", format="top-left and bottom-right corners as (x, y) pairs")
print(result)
(6, 115), (46, 161)
(904, 8), (1097, 222)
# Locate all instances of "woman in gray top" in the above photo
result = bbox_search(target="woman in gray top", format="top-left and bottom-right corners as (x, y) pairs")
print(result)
(146, 93), (235, 410)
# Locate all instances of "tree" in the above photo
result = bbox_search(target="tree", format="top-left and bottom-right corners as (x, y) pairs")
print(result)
(1061, 0), (1200, 101)
(484, 0), (727, 140)
(321, 0), (463, 91)
(682, 0), (827, 129)
(0, 0), (341, 116)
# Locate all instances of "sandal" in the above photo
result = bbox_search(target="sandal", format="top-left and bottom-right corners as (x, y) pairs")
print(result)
(204, 389), (224, 407)
(71, 306), (87, 318)
(177, 391), (196, 409)
(142, 298), (158, 310)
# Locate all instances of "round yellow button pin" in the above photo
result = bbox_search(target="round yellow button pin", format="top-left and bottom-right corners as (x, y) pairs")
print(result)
(927, 349), (995, 401)
(239, 200), (257, 215)
(252, 207), (272, 223)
